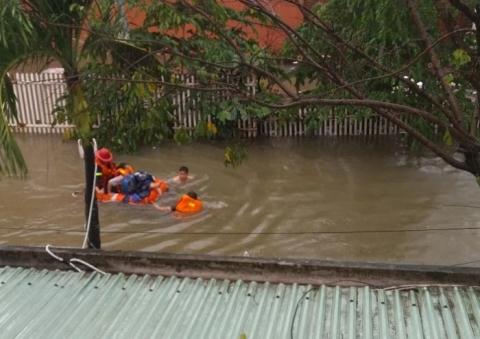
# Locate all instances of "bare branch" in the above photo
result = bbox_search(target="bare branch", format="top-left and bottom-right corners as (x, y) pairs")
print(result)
(448, 0), (477, 22)
(243, 95), (469, 171)
(322, 28), (472, 96)
(288, 0), (459, 123)
(406, 0), (463, 124)
(181, 0), (298, 98)
(88, 76), (235, 92)
(247, 97), (456, 131)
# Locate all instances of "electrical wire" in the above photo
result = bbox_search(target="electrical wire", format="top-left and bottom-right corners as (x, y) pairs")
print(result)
(379, 283), (480, 291)
(290, 288), (314, 339)
(440, 204), (480, 209)
(288, 281), (480, 339)
(45, 244), (64, 261)
(45, 244), (106, 275)
(69, 258), (107, 275)
(2, 225), (480, 236)
(450, 259), (480, 267)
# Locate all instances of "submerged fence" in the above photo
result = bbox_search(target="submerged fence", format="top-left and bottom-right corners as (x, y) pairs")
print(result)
(7, 71), (403, 137)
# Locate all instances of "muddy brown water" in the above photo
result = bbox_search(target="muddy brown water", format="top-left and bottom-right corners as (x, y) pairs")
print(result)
(1, 134), (479, 266)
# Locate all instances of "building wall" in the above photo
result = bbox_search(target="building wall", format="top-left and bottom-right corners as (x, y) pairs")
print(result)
(125, 0), (308, 51)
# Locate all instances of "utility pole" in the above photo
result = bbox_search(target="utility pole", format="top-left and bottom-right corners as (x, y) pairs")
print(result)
(84, 144), (101, 249)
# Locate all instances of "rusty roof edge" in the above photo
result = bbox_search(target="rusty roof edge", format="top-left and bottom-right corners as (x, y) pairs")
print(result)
(0, 245), (479, 287)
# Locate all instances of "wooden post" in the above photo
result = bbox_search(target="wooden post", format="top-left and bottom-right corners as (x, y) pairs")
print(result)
(84, 144), (101, 249)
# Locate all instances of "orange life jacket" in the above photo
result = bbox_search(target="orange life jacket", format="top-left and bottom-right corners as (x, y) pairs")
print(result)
(115, 164), (134, 176)
(141, 179), (169, 204)
(96, 160), (116, 191)
(96, 192), (124, 203)
(175, 194), (203, 214)
(96, 179), (169, 205)
(96, 160), (116, 176)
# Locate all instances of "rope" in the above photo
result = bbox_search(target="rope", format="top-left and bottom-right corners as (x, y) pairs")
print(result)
(44, 140), (104, 273)
(82, 138), (98, 249)
(45, 244), (106, 275)
(77, 139), (84, 159)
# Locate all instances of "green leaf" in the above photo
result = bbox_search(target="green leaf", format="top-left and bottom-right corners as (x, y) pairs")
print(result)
(442, 74), (454, 85)
(224, 144), (247, 168)
(217, 110), (232, 123)
(443, 130), (453, 146)
(173, 128), (191, 144)
(0, 103), (27, 177)
(452, 49), (471, 68)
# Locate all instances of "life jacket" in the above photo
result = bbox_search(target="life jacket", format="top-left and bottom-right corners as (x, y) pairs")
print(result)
(96, 160), (116, 191)
(115, 164), (134, 176)
(96, 191), (125, 203)
(175, 194), (203, 214)
(158, 180), (169, 193)
(96, 178), (169, 205)
(143, 179), (169, 203)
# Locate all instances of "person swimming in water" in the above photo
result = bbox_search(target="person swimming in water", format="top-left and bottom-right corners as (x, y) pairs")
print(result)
(169, 166), (193, 185)
(153, 191), (202, 214)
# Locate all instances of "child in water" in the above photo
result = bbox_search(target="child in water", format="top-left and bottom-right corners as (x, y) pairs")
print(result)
(169, 166), (193, 185)
(153, 191), (202, 213)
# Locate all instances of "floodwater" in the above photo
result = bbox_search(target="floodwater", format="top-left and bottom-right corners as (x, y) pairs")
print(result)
(1, 134), (480, 266)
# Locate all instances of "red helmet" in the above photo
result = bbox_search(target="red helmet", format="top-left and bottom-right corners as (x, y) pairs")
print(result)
(95, 148), (113, 163)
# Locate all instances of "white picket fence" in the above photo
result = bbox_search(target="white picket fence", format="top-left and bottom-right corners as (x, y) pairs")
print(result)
(8, 72), (70, 133)
(7, 71), (403, 137)
(258, 112), (400, 138)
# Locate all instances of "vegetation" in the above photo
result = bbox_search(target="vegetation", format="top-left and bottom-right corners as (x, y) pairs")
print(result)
(0, 0), (144, 247)
(1, 0), (480, 183)
(132, 0), (480, 180)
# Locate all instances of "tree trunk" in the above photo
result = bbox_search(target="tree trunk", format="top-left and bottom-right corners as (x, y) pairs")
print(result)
(84, 143), (101, 249)
(459, 142), (480, 186)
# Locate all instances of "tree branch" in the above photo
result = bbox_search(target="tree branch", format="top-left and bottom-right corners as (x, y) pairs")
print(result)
(288, 0), (461, 125)
(244, 95), (469, 171)
(448, 0), (477, 22)
(180, 0), (298, 98)
(406, 0), (463, 124)
(322, 28), (472, 96)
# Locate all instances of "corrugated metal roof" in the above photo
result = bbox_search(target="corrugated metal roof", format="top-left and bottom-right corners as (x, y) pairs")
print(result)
(1, 266), (480, 338)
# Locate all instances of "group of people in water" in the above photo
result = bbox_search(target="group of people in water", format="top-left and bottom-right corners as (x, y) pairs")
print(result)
(94, 147), (202, 214)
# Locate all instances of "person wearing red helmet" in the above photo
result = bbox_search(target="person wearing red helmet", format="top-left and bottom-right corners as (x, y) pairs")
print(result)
(95, 148), (116, 193)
